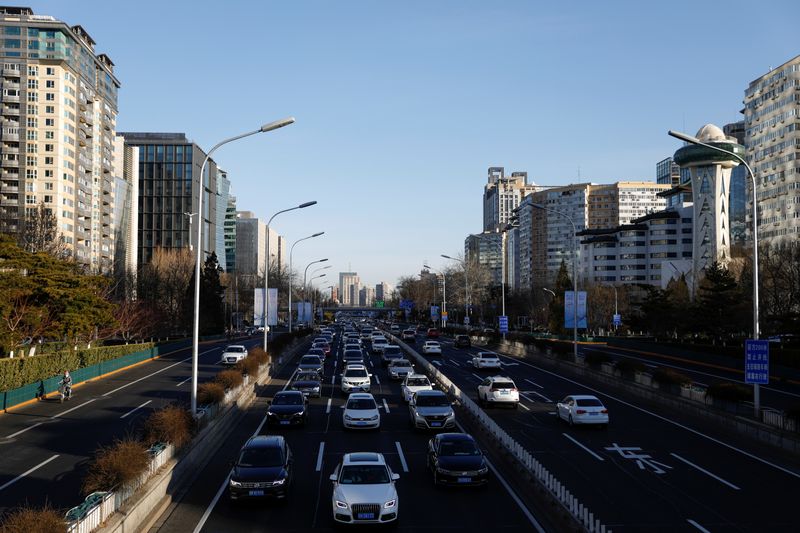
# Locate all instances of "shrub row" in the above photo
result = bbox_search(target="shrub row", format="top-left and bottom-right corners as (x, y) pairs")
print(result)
(0, 343), (154, 391)
(652, 368), (692, 387)
(0, 504), (64, 533)
(705, 382), (753, 403)
(584, 351), (612, 367)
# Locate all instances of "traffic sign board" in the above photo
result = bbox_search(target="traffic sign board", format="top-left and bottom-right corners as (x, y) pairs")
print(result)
(464, 316), (470, 325)
(613, 314), (621, 327)
(499, 315), (508, 333)
(745, 339), (769, 384)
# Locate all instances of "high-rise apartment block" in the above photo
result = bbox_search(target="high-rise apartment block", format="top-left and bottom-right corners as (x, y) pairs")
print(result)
(339, 272), (360, 306)
(656, 157), (681, 186)
(223, 194), (236, 273)
(375, 281), (391, 302)
(233, 210), (284, 277)
(214, 168), (230, 272)
(0, 7), (121, 272)
(483, 167), (538, 231)
(743, 54), (800, 243)
(111, 135), (138, 282)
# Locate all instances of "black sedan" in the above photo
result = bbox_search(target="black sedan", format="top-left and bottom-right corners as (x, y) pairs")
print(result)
(454, 335), (471, 348)
(427, 433), (489, 487)
(266, 390), (308, 427)
(229, 435), (293, 500)
(290, 370), (322, 398)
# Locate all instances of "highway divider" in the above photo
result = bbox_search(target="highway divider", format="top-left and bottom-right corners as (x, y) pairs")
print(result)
(391, 334), (610, 533)
(64, 334), (310, 533)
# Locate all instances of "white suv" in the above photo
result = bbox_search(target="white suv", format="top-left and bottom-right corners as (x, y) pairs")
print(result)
(342, 393), (381, 430)
(221, 345), (247, 365)
(341, 364), (372, 393)
(471, 351), (502, 369)
(371, 336), (389, 353)
(421, 341), (442, 355)
(477, 376), (519, 408)
(330, 452), (399, 525)
(400, 374), (432, 403)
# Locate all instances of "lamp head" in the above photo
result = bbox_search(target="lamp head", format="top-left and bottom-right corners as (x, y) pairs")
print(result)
(260, 117), (295, 132)
(312, 232), (324, 238)
(319, 258), (329, 263)
(441, 254), (452, 260)
(423, 264), (431, 269)
(299, 200), (317, 208)
(668, 130), (700, 145)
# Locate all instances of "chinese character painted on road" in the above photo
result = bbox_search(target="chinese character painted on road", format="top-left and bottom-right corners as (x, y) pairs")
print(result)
(604, 443), (673, 475)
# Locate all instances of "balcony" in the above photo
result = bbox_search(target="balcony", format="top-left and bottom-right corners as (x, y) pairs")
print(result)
(1, 159), (19, 167)
(2, 145), (19, 154)
(2, 169), (19, 179)
(0, 184), (19, 193)
(2, 131), (19, 141)
(0, 94), (19, 103)
(0, 197), (19, 207)
(2, 81), (20, 90)
(2, 68), (21, 78)
(2, 106), (19, 116)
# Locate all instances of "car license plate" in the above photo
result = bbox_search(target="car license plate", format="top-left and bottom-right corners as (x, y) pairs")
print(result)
(430, 422), (441, 427)
(457, 477), (472, 483)
(357, 512), (375, 520)
(500, 391), (509, 395)
(357, 421), (367, 425)
(280, 421), (290, 425)
(590, 412), (599, 416)
(248, 490), (264, 496)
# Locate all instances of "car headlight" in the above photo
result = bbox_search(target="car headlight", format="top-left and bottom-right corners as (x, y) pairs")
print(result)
(384, 499), (396, 508)
(436, 466), (455, 474)
(272, 478), (286, 485)
(369, 414), (379, 421)
(335, 500), (348, 509)
(344, 414), (353, 421)
(477, 465), (489, 474)
(229, 479), (242, 487)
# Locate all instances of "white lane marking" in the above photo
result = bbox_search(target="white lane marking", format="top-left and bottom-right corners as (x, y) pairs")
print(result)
(120, 400), (152, 419)
(687, 519), (712, 533)
(331, 373), (336, 385)
(5, 422), (43, 439)
(518, 402), (531, 411)
(519, 393), (537, 404)
(176, 376), (192, 387)
(282, 369), (298, 391)
(525, 379), (544, 389)
(326, 398), (332, 414)
(431, 360), (442, 366)
(670, 453), (741, 490)
(0, 454), (59, 492)
(471, 373), (484, 381)
(455, 420), (545, 532)
(448, 359), (461, 367)
(374, 374), (380, 385)
(527, 390), (553, 403)
(192, 469), (229, 533)
(6, 398), (99, 439)
(315, 442), (325, 472)
(103, 347), (221, 397)
(502, 354), (800, 480)
(383, 399), (390, 414)
(562, 433), (605, 462)
(395, 441), (409, 472)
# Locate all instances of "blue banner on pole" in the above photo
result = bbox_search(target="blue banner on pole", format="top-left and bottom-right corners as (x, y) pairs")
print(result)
(430, 305), (440, 321)
(564, 291), (588, 329)
(745, 339), (769, 384)
(499, 315), (508, 333)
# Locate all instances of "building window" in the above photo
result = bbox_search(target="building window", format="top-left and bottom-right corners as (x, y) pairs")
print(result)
(46, 80), (55, 88)
(44, 156), (54, 165)
(46, 67), (54, 75)
(45, 105), (54, 113)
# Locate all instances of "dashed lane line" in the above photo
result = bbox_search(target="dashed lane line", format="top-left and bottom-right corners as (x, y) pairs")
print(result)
(562, 433), (605, 462)
(670, 453), (741, 490)
(524, 379), (544, 389)
(316, 442), (325, 472)
(395, 441), (409, 472)
(120, 400), (152, 419)
(4, 398), (98, 439)
(383, 399), (390, 414)
(687, 519), (712, 533)
(0, 454), (59, 493)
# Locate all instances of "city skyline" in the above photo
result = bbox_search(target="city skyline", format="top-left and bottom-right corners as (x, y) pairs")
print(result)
(11, 0), (800, 286)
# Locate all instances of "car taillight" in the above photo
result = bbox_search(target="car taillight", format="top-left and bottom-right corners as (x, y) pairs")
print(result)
(511, 388), (517, 392)
(601, 409), (608, 414)
(576, 409), (587, 414)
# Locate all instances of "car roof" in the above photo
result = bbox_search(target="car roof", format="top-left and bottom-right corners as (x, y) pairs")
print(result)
(569, 394), (601, 401)
(390, 359), (411, 365)
(478, 351), (499, 357)
(425, 340), (440, 344)
(344, 364), (367, 370)
(244, 435), (285, 449)
(436, 432), (476, 443)
(225, 345), (246, 349)
(274, 390), (304, 398)
(415, 389), (445, 397)
(342, 452), (385, 466)
(301, 354), (321, 360)
(404, 373), (429, 381)
(348, 392), (374, 400)
(486, 375), (515, 383)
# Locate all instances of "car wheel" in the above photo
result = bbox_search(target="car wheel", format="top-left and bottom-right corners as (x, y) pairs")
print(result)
(568, 415), (574, 427)
(513, 402), (519, 410)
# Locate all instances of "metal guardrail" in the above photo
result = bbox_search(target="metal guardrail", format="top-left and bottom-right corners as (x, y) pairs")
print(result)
(390, 333), (610, 533)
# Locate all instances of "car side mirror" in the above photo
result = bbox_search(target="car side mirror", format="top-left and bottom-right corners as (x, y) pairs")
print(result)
(368, 374), (373, 378)
(267, 400), (271, 405)
(329, 474), (338, 482)
(391, 473), (400, 481)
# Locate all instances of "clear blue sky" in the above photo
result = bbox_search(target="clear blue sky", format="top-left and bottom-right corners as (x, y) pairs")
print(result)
(29, 0), (799, 289)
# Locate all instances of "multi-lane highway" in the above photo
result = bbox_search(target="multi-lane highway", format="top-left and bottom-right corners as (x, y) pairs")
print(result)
(0, 335), (270, 515)
(419, 331), (800, 532)
(152, 328), (543, 532)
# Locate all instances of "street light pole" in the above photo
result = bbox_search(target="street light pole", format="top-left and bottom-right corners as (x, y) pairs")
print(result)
(669, 129), (761, 415)
(424, 265), (446, 329)
(308, 273), (327, 327)
(190, 117), (295, 417)
(532, 203), (579, 359)
(303, 259), (329, 325)
(263, 200), (317, 352)
(288, 232), (324, 333)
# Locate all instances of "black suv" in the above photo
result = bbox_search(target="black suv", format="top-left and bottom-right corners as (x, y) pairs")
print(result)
(427, 432), (488, 487)
(267, 390), (308, 427)
(454, 335), (471, 348)
(229, 435), (293, 500)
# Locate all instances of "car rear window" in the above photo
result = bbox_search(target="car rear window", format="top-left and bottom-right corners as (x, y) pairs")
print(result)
(391, 360), (411, 367)
(481, 353), (498, 359)
(491, 381), (515, 390)
(301, 356), (321, 364)
(576, 398), (603, 407)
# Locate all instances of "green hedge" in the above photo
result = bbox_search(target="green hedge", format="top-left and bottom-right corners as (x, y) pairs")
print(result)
(0, 343), (154, 391)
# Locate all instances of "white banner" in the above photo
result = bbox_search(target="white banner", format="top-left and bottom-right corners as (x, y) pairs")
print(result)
(254, 288), (279, 326)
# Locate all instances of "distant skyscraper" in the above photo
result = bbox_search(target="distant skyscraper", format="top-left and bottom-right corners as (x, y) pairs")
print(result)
(234, 211), (283, 277)
(743, 54), (800, 243)
(0, 7), (121, 272)
(483, 167), (538, 231)
(656, 157), (681, 186)
(723, 121), (747, 245)
(339, 272), (360, 306)
(375, 281), (391, 302)
(112, 136), (139, 293)
(465, 231), (503, 286)
(224, 195), (237, 273)
(214, 168), (230, 271)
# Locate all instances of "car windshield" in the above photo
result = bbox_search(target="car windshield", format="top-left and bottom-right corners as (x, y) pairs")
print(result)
(347, 398), (377, 410)
(491, 381), (515, 390)
(415, 394), (449, 407)
(385, 348), (401, 355)
(301, 356), (321, 365)
(439, 440), (480, 456)
(344, 351), (362, 359)
(295, 372), (320, 381)
(457, 336), (468, 341)
(339, 465), (390, 484)
(272, 394), (303, 405)
(226, 346), (246, 353)
(238, 447), (284, 468)
(391, 360), (411, 367)
(344, 368), (368, 378)
(576, 398), (603, 407)
(406, 377), (430, 387)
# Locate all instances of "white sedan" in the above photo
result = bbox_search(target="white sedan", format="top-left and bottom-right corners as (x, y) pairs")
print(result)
(422, 341), (442, 355)
(343, 393), (381, 430)
(471, 351), (502, 369)
(330, 452), (399, 524)
(556, 395), (609, 427)
(221, 345), (247, 365)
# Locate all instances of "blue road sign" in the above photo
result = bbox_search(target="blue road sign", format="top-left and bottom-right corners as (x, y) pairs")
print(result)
(745, 339), (769, 385)
(499, 315), (508, 333)
(613, 314), (621, 327)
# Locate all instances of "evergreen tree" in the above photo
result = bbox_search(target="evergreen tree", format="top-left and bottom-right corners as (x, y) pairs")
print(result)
(548, 260), (571, 334)
(694, 262), (739, 340)
(182, 252), (226, 336)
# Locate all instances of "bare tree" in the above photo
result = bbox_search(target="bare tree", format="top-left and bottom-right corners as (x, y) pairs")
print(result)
(18, 203), (69, 258)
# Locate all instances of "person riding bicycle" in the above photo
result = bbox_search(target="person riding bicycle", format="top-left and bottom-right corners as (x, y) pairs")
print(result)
(59, 370), (73, 401)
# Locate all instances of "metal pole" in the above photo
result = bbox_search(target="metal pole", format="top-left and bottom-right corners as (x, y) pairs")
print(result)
(288, 233), (324, 333)
(668, 130), (760, 416)
(442, 273), (447, 329)
(501, 232), (506, 339)
(614, 285), (618, 333)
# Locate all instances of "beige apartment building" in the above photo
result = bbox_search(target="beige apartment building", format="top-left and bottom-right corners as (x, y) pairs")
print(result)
(0, 7), (120, 273)
(742, 54), (800, 243)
